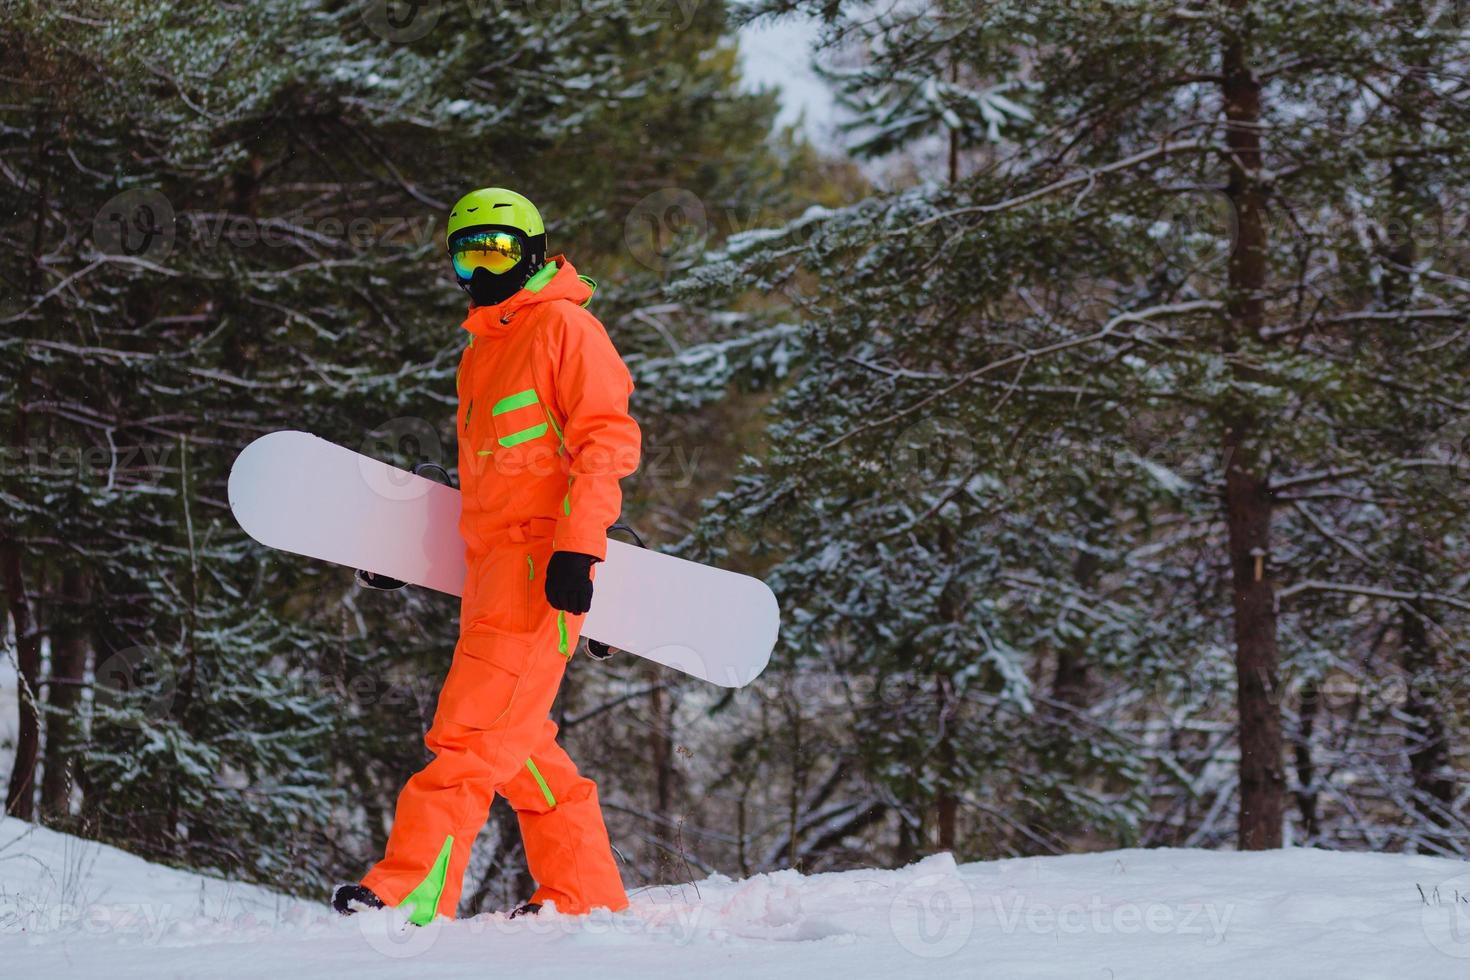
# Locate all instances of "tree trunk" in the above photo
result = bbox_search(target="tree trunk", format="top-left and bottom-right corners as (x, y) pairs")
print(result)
(1221, 4), (1284, 850)
(649, 682), (673, 819)
(41, 565), (89, 820)
(1291, 678), (1320, 843)
(1224, 455), (1283, 849)
(6, 116), (47, 822)
(1054, 550), (1100, 708)
(895, 809), (918, 867)
(2, 538), (41, 821)
(935, 674), (959, 852)
(936, 793), (958, 852)
(1402, 599), (1455, 848)
(787, 697), (803, 869)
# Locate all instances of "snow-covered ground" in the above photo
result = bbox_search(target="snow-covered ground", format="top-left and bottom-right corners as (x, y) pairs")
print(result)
(4, 816), (1470, 978)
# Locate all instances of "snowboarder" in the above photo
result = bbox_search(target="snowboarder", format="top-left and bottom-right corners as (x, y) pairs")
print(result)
(333, 187), (640, 924)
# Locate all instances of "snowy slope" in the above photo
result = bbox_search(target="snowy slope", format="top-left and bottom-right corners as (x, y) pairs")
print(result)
(4, 817), (1470, 979)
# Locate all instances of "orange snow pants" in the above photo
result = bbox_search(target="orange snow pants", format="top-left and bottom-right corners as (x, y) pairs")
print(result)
(361, 530), (627, 921)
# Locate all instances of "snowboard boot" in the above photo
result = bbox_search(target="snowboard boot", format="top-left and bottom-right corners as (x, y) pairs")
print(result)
(332, 883), (386, 916)
(509, 902), (542, 919)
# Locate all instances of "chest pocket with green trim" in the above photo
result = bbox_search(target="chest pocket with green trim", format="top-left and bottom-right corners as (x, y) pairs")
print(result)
(491, 388), (549, 448)
(486, 387), (567, 474)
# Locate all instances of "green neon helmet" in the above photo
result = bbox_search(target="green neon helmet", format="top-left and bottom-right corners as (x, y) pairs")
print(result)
(445, 187), (544, 246)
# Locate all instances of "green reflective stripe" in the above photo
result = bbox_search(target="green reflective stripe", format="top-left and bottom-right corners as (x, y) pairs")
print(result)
(498, 423), (548, 448)
(492, 388), (539, 416)
(526, 555), (534, 580)
(525, 758), (557, 807)
(557, 611), (569, 657)
(524, 262), (558, 293)
(562, 493), (571, 516)
(477, 448), (493, 456)
(464, 399), (473, 430)
(400, 835), (454, 927)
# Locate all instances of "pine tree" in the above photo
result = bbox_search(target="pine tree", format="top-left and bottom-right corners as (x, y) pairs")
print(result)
(677, 0), (1470, 855)
(0, 0), (798, 899)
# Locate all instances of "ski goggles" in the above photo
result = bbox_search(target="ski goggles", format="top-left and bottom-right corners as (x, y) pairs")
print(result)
(449, 229), (524, 279)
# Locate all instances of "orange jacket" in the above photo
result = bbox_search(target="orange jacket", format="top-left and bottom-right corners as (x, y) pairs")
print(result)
(455, 255), (640, 562)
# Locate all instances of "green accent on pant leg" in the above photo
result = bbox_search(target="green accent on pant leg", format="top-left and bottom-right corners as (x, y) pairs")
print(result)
(557, 611), (569, 657)
(399, 835), (455, 926)
(527, 554), (534, 580)
(525, 758), (557, 808)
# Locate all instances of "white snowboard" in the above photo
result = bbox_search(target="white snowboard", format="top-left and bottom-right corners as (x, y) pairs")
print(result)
(228, 431), (777, 687)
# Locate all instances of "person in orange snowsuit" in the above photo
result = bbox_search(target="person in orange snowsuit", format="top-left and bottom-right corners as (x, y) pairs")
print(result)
(334, 188), (639, 924)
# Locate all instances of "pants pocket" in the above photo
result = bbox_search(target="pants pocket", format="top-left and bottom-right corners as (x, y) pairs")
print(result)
(434, 629), (533, 730)
(465, 551), (533, 634)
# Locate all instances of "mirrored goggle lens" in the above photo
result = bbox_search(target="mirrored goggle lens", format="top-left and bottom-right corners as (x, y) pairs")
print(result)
(450, 231), (523, 278)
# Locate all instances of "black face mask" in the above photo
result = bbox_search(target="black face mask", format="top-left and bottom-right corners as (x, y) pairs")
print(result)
(458, 231), (547, 307)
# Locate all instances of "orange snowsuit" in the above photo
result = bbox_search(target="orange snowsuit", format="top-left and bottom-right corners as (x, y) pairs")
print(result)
(361, 256), (640, 922)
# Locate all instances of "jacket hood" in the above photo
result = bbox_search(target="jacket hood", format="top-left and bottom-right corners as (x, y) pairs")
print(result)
(461, 255), (592, 338)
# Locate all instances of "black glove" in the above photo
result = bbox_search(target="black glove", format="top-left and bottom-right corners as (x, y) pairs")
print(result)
(545, 551), (597, 614)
